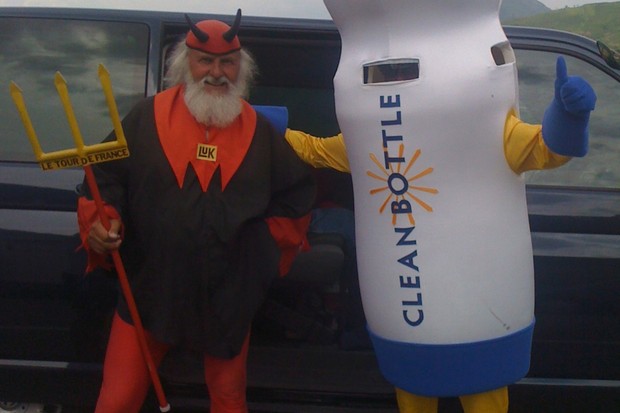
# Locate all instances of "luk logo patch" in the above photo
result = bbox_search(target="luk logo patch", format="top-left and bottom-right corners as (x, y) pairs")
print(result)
(197, 143), (217, 161)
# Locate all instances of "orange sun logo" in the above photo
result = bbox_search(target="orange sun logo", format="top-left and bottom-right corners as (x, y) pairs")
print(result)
(367, 143), (438, 226)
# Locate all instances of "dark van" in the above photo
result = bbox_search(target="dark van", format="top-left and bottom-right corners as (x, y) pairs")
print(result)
(1, 7), (619, 413)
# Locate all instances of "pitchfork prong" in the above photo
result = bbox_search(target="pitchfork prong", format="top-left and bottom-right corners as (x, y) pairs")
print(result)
(54, 71), (88, 156)
(98, 64), (127, 148)
(9, 81), (46, 160)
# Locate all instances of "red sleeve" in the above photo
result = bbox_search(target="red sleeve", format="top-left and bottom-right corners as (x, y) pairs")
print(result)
(265, 214), (312, 277)
(77, 196), (122, 273)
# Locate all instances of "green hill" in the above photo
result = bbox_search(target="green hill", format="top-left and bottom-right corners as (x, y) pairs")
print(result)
(500, 0), (549, 20)
(507, 2), (620, 51)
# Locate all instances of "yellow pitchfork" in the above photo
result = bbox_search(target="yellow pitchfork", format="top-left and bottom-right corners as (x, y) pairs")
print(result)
(10, 64), (171, 412)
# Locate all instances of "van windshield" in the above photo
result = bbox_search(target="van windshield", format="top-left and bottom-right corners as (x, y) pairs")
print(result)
(0, 17), (149, 162)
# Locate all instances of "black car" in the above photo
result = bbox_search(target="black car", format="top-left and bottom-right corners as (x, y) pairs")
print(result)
(1, 7), (619, 413)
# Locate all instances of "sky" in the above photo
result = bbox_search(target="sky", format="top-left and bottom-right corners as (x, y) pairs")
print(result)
(0, 0), (618, 19)
(539, 0), (618, 7)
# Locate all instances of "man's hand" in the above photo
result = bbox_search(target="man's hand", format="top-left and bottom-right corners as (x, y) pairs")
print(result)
(541, 56), (597, 157)
(87, 219), (122, 254)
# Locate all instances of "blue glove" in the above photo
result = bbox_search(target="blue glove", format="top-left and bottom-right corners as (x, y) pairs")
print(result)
(541, 56), (596, 157)
(253, 105), (289, 136)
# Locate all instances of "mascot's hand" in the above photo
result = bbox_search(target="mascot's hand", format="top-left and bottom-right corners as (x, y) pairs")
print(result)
(542, 56), (596, 157)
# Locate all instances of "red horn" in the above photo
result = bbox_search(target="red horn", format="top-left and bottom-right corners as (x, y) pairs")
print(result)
(223, 9), (242, 42)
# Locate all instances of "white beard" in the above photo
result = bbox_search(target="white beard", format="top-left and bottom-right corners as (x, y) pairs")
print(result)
(183, 75), (243, 128)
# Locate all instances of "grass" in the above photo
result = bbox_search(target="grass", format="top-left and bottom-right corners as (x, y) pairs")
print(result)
(507, 2), (620, 51)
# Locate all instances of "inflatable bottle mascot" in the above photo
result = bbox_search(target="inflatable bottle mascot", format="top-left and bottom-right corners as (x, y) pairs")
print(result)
(321, 0), (594, 397)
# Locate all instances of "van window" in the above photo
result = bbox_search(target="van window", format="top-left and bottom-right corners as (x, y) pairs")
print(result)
(243, 34), (341, 136)
(515, 50), (620, 189)
(363, 59), (420, 84)
(0, 17), (149, 162)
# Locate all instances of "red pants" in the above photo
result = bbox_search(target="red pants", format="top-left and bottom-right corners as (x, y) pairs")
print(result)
(95, 312), (249, 413)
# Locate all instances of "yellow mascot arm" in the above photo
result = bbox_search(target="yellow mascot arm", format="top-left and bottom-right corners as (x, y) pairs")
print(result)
(285, 129), (351, 173)
(504, 112), (571, 174)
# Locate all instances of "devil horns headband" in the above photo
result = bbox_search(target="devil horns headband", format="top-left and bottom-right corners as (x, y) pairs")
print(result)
(185, 9), (242, 55)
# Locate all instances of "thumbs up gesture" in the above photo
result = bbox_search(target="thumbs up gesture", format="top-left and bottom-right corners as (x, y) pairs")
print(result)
(541, 56), (597, 157)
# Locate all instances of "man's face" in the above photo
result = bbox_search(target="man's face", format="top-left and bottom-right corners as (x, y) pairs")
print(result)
(187, 48), (241, 95)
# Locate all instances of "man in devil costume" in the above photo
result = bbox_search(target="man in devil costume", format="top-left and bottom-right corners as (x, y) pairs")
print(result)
(78, 9), (315, 413)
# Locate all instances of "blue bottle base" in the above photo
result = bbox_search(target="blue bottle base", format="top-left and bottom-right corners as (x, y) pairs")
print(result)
(369, 320), (535, 397)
